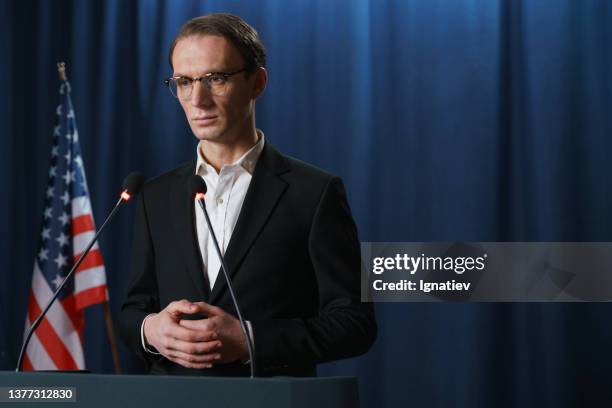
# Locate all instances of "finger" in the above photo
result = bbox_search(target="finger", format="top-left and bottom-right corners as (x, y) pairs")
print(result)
(162, 321), (217, 342)
(166, 349), (222, 364)
(165, 299), (199, 316)
(165, 355), (213, 370)
(178, 318), (216, 332)
(192, 301), (224, 317)
(165, 338), (223, 355)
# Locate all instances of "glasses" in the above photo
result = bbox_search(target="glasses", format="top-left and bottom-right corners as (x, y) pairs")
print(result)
(164, 69), (247, 100)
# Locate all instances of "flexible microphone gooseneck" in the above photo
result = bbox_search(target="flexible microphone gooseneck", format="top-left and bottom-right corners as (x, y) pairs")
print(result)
(16, 172), (145, 372)
(188, 175), (256, 378)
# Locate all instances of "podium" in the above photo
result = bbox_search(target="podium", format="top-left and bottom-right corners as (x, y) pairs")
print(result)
(0, 372), (359, 407)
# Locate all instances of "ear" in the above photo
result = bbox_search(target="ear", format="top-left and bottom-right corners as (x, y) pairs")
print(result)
(251, 67), (268, 99)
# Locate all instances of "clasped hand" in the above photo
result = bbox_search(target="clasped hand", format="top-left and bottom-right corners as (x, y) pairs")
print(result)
(143, 300), (248, 369)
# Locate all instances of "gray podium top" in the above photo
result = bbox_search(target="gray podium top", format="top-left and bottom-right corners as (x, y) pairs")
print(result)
(0, 371), (359, 408)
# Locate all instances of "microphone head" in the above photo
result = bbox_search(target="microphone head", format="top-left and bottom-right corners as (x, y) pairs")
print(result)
(188, 175), (207, 199)
(121, 171), (145, 196)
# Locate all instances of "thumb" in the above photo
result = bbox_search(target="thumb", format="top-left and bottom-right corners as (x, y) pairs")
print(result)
(192, 301), (224, 317)
(165, 299), (199, 317)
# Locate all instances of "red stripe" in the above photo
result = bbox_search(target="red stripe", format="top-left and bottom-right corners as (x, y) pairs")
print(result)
(74, 249), (104, 273)
(72, 214), (94, 236)
(74, 285), (108, 310)
(27, 291), (80, 370)
(22, 354), (34, 371)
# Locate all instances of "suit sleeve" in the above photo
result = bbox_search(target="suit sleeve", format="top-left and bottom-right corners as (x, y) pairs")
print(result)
(251, 177), (377, 371)
(118, 187), (161, 362)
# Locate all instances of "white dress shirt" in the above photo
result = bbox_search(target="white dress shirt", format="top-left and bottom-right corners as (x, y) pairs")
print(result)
(141, 131), (264, 357)
(195, 131), (265, 289)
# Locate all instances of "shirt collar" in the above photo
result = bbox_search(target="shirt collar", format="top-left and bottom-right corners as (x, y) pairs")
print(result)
(196, 130), (265, 176)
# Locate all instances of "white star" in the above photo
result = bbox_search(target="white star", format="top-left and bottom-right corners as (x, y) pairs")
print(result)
(74, 156), (83, 167)
(56, 232), (69, 247)
(49, 166), (57, 178)
(58, 211), (70, 226)
(41, 227), (51, 240)
(65, 132), (72, 141)
(56, 105), (63, 116)
(67, 109), (75, 119)
(61, 191), (70, 205)
(52, 274), (64, 289)
(64, 150), (71, 162)
(46, 186), (54, 198)
(53, 125), (61, 136)
(51, 146), (59, 157)
(38, 248), (49, 261)
(44, 207), (53, 219)
(73, 130), (79, 142)
(62, 170), (75, 185)
(53, 253), (67, 268)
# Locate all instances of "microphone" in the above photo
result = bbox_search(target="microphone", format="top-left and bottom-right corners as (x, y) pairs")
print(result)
(187, 175), (256, 378)
(16, 171), (145, 372)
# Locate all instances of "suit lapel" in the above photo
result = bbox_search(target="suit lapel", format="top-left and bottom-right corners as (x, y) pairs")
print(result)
(209, 143), (290, 305)
(174, 164), (210, 301)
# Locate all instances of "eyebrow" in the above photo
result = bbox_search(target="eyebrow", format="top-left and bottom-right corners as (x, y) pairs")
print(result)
(172, 69), (232, 77)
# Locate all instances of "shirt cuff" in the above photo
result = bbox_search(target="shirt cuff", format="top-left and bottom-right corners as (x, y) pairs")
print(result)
(140, 313), (162, 355)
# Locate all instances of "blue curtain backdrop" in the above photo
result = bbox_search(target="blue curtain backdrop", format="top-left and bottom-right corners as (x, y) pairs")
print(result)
(1, 0), (612, 407)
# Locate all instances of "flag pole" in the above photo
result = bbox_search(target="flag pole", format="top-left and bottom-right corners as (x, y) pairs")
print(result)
(56, 61), (123, 374)
(103, 302), (123, 373)
(57, 62), (67, 81)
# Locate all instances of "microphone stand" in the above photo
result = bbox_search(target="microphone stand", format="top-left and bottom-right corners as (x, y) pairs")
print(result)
(195, 198), (256, 378)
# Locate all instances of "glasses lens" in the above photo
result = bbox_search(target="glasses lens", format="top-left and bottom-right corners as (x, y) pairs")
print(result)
(168, 78), (194, 100)
(207, 74), (228, 97)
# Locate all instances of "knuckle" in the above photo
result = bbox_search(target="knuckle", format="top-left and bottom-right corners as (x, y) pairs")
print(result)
(163, 337), (173, 349)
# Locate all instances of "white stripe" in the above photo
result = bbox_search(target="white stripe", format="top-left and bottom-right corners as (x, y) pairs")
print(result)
(75, 266), (107, 294)
(73, 231), (98, 256)
(71, 196), (93, 219)
(24, 317), (57, 370)
(31, 262), (85, 368)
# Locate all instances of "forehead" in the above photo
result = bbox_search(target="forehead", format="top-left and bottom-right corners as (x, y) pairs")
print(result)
(172, 34), (244, 74)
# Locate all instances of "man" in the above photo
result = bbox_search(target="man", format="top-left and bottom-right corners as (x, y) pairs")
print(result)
(119, 13), (376, 377)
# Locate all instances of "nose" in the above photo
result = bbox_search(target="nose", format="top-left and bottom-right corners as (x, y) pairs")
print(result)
(190, 80), (214, 108)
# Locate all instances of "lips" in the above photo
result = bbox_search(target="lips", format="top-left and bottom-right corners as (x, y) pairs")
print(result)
(192, 116), (218, 125)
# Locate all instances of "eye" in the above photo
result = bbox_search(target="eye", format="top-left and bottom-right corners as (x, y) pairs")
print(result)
(176, 77), (192, 88)
(208, 74), (226, 85)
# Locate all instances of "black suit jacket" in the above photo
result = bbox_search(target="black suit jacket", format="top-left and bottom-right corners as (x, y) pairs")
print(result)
(119, 142), (377, 376)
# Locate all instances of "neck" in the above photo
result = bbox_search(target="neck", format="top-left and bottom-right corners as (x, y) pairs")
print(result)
(199, 129), (259, 173)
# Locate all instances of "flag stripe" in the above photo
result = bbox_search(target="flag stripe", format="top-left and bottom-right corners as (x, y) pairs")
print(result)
(58, 295), (84, 339)
(74, 249), (104, 273)
(23, 319), (56, 371)
(75, 285), (108, 310)
(22, 353), (35, 371)
(75, 266), (107, 294)
(27, 292), (79, 370)
(30, 262), (85, 367)
(72, 214), (94, 236)
(71, 196), (92, 218)
(73, 231), (97, 256)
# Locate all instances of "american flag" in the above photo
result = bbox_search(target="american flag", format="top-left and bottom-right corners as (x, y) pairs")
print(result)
(23, 79), (108, 370)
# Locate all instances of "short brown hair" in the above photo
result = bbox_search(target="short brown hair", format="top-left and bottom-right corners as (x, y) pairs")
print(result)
(168, 13), (267, 73)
